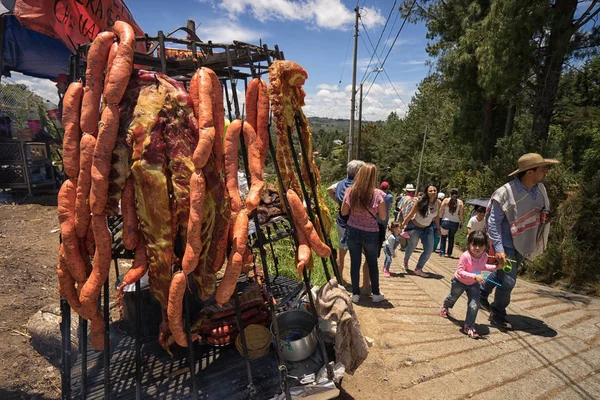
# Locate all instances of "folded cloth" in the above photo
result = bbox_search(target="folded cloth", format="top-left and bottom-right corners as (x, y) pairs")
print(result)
(315, 278), (368, 375)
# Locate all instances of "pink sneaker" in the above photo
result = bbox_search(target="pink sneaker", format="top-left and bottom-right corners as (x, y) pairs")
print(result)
(462, 324), (480, 339)
(384, 270), (391, 278)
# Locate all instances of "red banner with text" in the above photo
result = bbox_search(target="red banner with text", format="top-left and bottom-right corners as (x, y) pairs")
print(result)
(14, 0), (145, 53)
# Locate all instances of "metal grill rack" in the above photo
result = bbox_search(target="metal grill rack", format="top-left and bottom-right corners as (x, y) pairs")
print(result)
(60, 23), (341, 400)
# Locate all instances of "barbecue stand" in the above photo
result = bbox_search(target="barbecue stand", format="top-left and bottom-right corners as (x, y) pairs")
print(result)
(60, 25), (341, 399)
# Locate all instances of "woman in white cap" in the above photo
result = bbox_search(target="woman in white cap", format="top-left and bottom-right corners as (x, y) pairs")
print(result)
(481, 153), (559, 329)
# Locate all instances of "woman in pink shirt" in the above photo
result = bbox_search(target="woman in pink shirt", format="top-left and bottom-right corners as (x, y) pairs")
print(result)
(439, 231), (501, 338)
(341, 163), (387, 304)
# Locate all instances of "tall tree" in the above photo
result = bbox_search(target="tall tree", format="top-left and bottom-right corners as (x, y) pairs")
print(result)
(403, 0), (506, 162)
(531, 0), (600, 146)
(403, 0), (600, 150)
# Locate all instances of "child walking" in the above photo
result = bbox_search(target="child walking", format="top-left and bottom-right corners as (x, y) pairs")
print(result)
(382, 222), (404, 277)
(440, 231), (501, 338)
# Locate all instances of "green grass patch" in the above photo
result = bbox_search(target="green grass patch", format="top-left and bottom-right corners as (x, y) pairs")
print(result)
(254, 182), (341, 288)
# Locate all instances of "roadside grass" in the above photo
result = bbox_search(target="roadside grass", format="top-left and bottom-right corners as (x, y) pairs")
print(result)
(255, 183), (339, 288)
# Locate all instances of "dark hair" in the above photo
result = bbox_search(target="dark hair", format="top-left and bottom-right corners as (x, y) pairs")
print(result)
(467, 230), (488, 249)
(516, 167), (539, 180)
(475, 206), (486, 214)
(448, 188), (459, 214)
(417, 184), (437, 218)
(389, 221), (401, 231)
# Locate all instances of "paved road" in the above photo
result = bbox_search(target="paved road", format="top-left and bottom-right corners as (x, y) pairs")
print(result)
(341, 248), (600, 400)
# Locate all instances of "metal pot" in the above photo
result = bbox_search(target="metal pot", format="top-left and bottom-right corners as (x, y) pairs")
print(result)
(271, 310), (317, 362)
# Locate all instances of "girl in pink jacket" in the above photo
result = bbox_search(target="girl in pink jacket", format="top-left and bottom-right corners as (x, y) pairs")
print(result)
(440, 231), (501, 338)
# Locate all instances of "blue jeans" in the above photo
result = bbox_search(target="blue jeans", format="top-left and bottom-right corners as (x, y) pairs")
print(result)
(444, 278), (481, 326)
(346, 227), (381, 296)
(403, 221), (435, 271)
(383, 246), (393, 271)
(440, 221), (460, 256)
(432, 221), (440, 251)
(480, 247), (524, 316)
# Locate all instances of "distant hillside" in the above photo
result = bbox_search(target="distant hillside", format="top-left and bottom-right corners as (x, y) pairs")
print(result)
(308, 117), (349, 135)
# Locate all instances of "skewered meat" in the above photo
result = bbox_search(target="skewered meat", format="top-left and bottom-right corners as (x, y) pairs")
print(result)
(268, 60), (333, 235)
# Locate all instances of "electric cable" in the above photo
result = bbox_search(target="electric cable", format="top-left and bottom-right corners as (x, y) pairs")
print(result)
(363, 0), (417, 100)
(359, 0), (398, 85)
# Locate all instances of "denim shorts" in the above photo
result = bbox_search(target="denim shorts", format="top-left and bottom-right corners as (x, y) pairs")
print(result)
(336, 223), (348, 250)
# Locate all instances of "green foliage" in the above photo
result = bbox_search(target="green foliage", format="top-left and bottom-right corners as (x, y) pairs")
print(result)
(392, 0), (600, 294)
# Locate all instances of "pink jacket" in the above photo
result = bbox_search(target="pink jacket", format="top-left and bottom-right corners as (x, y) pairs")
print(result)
(454, 251), (497, 285)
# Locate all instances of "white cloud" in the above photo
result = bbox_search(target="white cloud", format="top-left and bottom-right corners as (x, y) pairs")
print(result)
(305, 80), (414, 121)
(384, 38), (415, 48)
(316, 83), (340, 91)
(197, 18), (266, 43)
(399, 60), (426, 65)
(209, 0), (384, 30)
(3, 72), (60, 104)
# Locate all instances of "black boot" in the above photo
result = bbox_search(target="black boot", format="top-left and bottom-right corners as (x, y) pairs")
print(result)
(489, 312), (511, 330)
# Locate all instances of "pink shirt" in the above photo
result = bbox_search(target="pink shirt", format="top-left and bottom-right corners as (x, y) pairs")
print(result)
(454, 250), (497, 285)
(344, 188), (385, 232)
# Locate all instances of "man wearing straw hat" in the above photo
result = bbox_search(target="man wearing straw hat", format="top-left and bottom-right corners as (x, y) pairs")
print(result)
(481, 153), (559, 329)
(394, 183), (417, 223)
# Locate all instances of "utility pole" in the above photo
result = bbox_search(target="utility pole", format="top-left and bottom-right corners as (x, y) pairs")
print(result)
(347, 6), (360, 162)
(356, 83), (363, 159)
(415, 125), (428, 192)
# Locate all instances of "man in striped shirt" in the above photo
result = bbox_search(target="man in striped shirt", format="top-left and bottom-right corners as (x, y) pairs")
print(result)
(481, 153), (559, 329)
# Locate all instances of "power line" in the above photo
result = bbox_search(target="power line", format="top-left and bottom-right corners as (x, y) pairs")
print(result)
(338, 32), (354, 89)
(359, 0), (398, 85)
(363, 0), (417, 101)
(380, 3), (401, 61)
(358, 31), (408, 110)
(377, 0), (417, 74)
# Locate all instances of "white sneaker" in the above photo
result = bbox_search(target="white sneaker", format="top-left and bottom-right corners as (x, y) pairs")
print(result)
(352, 294), (360, 303)
(372, 293), (385, 303)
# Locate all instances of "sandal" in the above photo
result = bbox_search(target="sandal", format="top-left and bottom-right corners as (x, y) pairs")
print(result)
(440, 305), (449, 318)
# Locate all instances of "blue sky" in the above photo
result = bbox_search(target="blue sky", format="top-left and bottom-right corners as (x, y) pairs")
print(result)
(5, 1), (597, 121)
(138, 0), (432, 120)
(6, 0), (431, 121)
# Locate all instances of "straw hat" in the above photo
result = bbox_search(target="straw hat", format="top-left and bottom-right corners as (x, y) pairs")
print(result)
(508, 153), (560, 177)
(403, 184), (416, 192)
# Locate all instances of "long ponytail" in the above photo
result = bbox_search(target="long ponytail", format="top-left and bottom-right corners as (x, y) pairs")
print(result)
(448, 188), (459, 214)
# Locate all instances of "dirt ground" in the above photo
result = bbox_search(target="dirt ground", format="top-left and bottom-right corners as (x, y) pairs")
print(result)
(0, 196), (61, 399)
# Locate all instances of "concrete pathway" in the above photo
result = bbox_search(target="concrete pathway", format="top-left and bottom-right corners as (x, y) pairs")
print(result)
(340, 247), (600, 400)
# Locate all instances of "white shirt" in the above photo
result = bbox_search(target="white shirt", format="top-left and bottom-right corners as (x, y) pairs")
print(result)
(467, 215), (486, 232)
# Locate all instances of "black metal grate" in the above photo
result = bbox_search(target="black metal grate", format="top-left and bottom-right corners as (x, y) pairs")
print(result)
(68, 275), (301, 399)
(0, 141), (22, 162)
(70, 333), (282, 399)
(0, 164), (25, 185)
